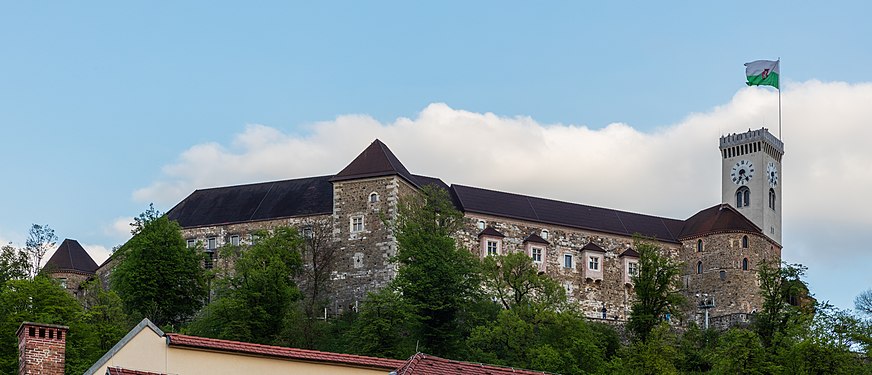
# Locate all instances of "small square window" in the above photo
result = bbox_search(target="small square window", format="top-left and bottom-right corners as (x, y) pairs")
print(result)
(186, 239), (197, 248)
(351, 216), (364, 232)
(486, 240), (498, 256)
(628, 262), (639, 277)
(531, 247), (543, 263)
(230, 235), (240, 246)
(588, 256), (599, 271)
(564, 254), (573, 269)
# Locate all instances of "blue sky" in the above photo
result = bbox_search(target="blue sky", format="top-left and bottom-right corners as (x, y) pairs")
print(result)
(2, 2), (871, 311)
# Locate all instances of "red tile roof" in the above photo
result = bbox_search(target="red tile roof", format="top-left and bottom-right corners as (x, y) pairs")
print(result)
(393, 353), (550, 375)
(165, 333), (405, 370)
(106, 368), (165, 375)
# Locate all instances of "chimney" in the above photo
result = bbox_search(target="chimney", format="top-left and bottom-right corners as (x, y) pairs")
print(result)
(17, 322), (68, 375)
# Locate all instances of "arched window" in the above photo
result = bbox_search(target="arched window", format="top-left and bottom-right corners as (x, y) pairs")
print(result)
(735, 186), (751, 208)
(541, 229), (549, 240)
(697, 239), (703, 252)
(742, 258), (749, 271)
(369, 192), (379, 203)
(697, 261), (703, 274)
(769, 188), (776, 210)
(477, 220), (486, 230)
(742, 235), (749, 248)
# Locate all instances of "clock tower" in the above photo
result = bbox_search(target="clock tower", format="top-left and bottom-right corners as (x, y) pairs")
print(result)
(719, 128), (784, 244)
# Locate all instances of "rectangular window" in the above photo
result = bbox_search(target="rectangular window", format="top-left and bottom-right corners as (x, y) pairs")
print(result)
(564, 254), (573, 269)
(486, 240), (498, 256)
(628, 262), (639, 277)
(186, 239), (196, 248)
(205, 251), (215, 269)
(588, 256), (599, 271)
(229, 235), (240, 246)
(249, 234), (260, 245)
(207, 237), (217, 250)
(351, 216), (364, 233)
(531, 247), (543, 263)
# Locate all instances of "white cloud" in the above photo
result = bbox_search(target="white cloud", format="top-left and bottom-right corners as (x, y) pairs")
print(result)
(105, 217), (135, 243)
(81, 244), (113, 265)
(134, 80), (872, 309)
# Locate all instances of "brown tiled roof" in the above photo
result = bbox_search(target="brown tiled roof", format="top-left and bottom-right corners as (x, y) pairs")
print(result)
(165, 333), (404, 370)
(478, 226), (505, 238)
(106, 368), (165, 375)
(330, 139), (418, 187)
(581, 242), (606, 253)
(523, 233), (549, 245)
(619, 248), (640, 257)
(453, 185), (684, 243)
(679, 204), (761, 239)
(393, 353), (550, 375)
(43, 239), (98, 275)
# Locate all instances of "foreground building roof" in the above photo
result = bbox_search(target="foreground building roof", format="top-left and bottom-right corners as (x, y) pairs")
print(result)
(392, 353), (550, 375)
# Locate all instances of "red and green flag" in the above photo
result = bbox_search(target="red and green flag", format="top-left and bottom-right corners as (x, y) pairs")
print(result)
(745, 60), (780, 89)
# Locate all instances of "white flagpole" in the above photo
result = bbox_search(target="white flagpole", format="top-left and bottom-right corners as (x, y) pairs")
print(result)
(778, 58), (782, 138)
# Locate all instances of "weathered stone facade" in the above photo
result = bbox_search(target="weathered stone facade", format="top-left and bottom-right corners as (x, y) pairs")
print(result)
(112, 132), (785, 325)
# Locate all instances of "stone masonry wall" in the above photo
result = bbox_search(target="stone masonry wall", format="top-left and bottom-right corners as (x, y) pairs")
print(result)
(330, 176), (418, 313)
(456, 213), (682, 321)
(681, 232), (781, 325)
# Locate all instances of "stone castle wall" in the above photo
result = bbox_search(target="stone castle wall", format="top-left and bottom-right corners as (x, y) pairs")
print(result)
(681, 232), (780, 325)
(456, 213), (682, 320)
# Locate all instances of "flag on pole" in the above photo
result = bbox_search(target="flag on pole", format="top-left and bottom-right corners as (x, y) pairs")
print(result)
(745, 60), (780, 89)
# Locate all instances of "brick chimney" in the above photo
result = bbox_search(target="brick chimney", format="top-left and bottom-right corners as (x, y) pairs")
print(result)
(17, 322), (68, 375)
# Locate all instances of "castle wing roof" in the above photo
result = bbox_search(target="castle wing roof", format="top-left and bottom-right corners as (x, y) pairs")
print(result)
(43, 239), (98, 274)
(451, 184), (684, 243)
(678, 203), (762, 239)
(330, 139), (418, 187)
(166, 175), (334, 228)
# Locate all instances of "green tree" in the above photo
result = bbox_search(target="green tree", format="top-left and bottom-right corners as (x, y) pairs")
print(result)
(347, 286), (419, 359)
(856, 289), (872, 316)
(753, 260), (810, 348)
(111, 205), (207, 328)
(627, 238), (685, 342)
(0, 276), (95, 374)
(0, 243), (29, 285)
(480, 251), (566, 312)
(391, 186), (482, 357)
(187, 227), (303, 345)
(25, 224), (57, 278)
(710, 329), (773, 375)
(609, 324), (680, 375)
(80, 279), (129, 353)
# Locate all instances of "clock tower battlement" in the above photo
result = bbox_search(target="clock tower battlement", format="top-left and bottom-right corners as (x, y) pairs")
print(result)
(719, 128), (784, 245)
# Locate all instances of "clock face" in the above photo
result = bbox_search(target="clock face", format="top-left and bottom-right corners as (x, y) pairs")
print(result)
(730, 160), (754, 185)
(767, 162), (779, 187)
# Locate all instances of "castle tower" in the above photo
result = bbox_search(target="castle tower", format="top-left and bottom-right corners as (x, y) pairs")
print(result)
(719, 128), (784, 245)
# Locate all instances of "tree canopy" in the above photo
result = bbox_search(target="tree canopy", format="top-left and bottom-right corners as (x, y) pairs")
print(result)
(111, 205), (207, 328)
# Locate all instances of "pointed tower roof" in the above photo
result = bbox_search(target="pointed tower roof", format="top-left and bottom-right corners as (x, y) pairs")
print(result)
(679, 204), (762, 239)
(330, 139), (418, 187)
(43, 239), (98, 275)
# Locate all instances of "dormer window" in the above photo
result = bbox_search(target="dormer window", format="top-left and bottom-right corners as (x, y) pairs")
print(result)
(531, 247), (543, 263)
(628, 261), (639, 277)
(588, 256), (600, 271)
(369, 192), (379, 203)
(486, 240), (499, 256)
